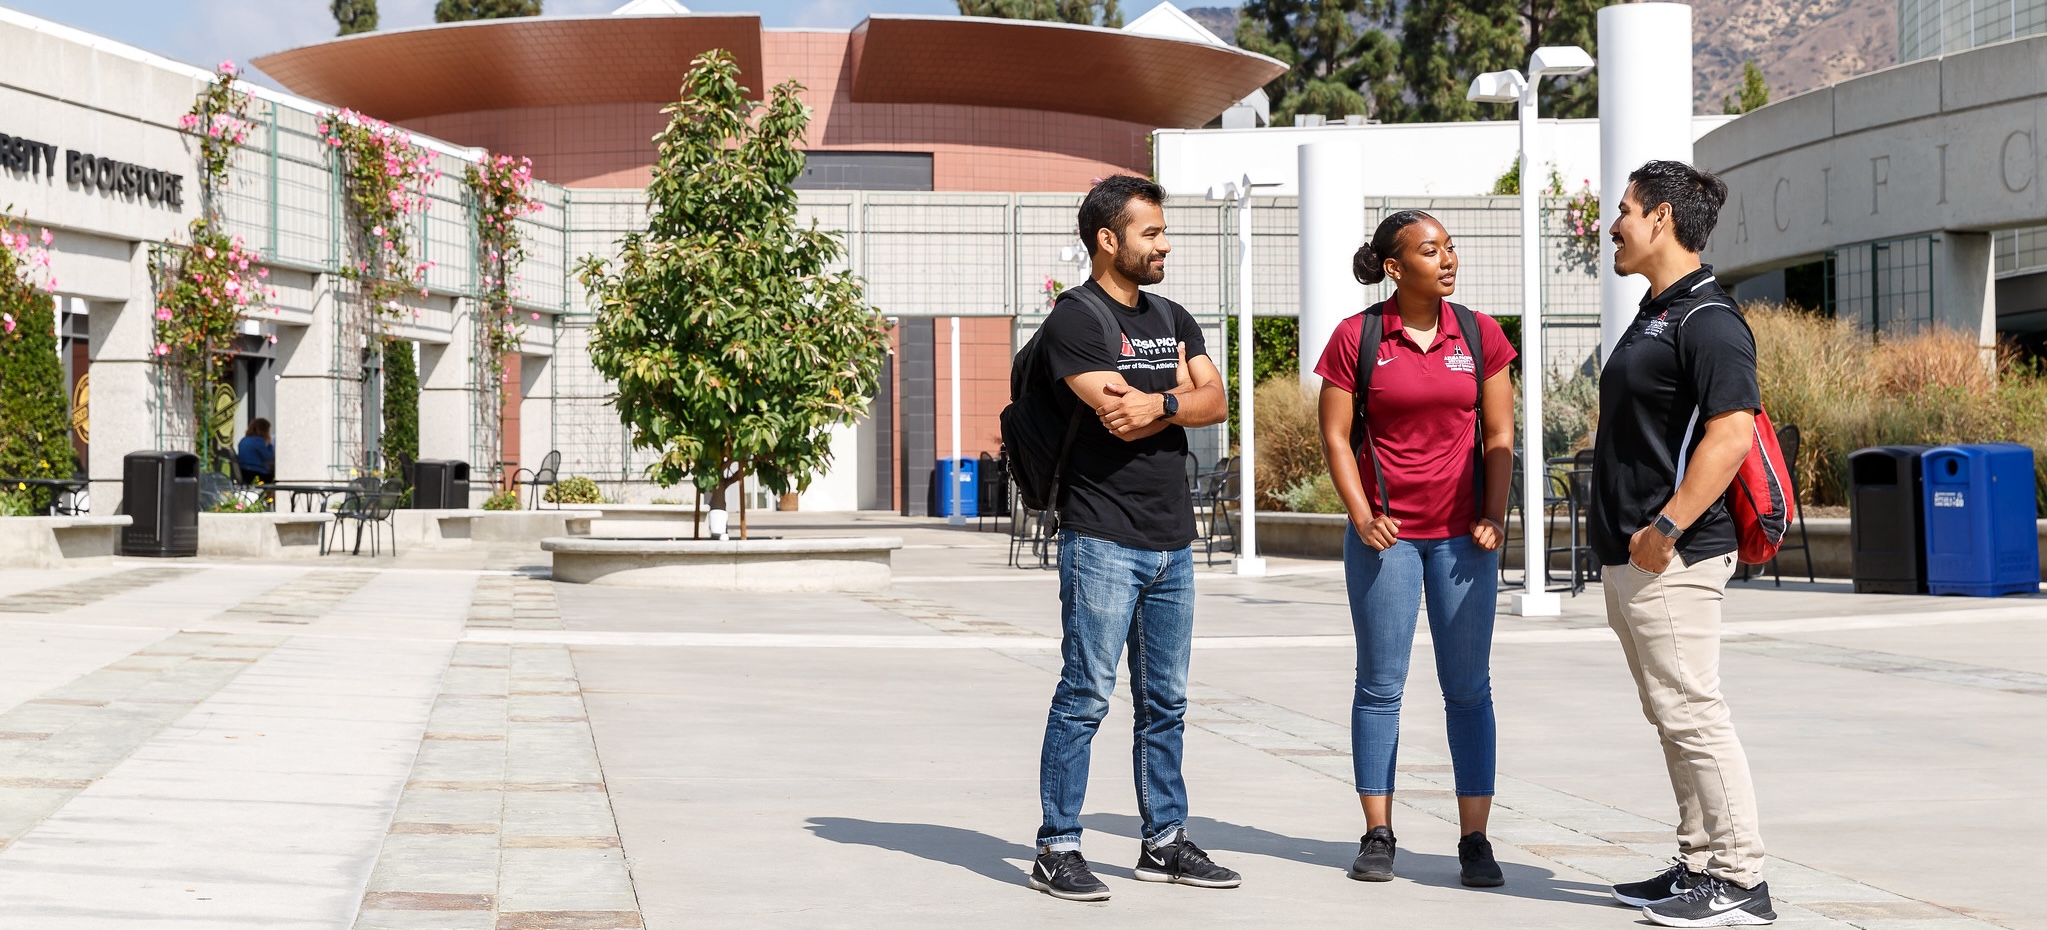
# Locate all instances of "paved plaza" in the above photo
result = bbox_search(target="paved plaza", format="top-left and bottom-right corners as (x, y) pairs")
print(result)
(0, 513), (2040, 929)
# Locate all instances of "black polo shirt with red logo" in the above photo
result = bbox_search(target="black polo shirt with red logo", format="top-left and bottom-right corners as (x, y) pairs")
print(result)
(1589, 266), (1761, 566)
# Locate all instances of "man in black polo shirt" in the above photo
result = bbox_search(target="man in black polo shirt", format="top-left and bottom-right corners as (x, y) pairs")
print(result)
(1025, 176), (1238, 902)
(1590, 161), (1775, 927)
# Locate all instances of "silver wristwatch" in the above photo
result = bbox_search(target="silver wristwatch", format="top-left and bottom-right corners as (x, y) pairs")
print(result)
(1652, 513), (1683, 540)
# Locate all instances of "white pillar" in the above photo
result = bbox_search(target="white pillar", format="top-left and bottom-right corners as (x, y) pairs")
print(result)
(1597, 2), (1694, 363)
(419, 297), (475, 500)
(948, 314), (964, 525)
(85, 245), (161, 514)
(1298, 141), (1370, 384)
(1509, 84), (1563, 618)
(273, 276), (339, 483)
(1234, 182), (1265, 576)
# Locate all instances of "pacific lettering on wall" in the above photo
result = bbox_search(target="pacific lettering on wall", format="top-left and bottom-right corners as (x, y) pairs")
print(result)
(0, 129), (183, 209)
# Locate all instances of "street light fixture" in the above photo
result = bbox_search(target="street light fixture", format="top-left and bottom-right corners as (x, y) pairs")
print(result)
(1208, 174), (1280, 576)
(1467, 45), (1592, 618)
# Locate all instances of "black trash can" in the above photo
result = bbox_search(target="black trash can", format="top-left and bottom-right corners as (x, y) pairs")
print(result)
(120, 450), (200, 557)
(1848, 445), (1935, 593)
(412, 459), (471, 509)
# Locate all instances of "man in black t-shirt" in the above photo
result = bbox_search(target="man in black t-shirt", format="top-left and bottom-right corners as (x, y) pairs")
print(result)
(1592, 161), (1775, 928)
(1026, 176), (1236, 902)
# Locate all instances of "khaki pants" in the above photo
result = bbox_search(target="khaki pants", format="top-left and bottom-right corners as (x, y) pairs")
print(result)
(1604, 552), (1765, 887)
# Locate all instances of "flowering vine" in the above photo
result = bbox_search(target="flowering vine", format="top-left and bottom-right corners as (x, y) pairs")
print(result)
(463, 153), (543, 478)
(1559, 179), (1601, 275)
(0, 213), (75, 485)
(319, 108), (439, 321)
(151, 62), (275, 466)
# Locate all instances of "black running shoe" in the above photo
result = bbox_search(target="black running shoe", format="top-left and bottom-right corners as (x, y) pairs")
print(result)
(1457, 831), (1504, 887)
(1347, 826), (1396, 882)
(1133, 833), (1242, 888)
(1030, 849), (1110, 902)
(1613, 858), (1706, 907)
(1642, 876), (1777, 927)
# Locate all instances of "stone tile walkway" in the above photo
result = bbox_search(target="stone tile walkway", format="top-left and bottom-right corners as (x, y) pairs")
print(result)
(0, 513), (2038, 929)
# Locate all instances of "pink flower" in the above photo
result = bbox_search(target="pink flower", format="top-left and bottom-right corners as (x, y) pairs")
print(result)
(371, 225), (384, 237)
(219, 60), (237, 75)
(257, 268), (268, 279)
(531, 312), (539, 320)
(2, 313), (14, 334)
(155, 308), (173, 321)
(154, 343), (170, 356)
(39, 229), (50, 246)
(266, 334), (277, 344)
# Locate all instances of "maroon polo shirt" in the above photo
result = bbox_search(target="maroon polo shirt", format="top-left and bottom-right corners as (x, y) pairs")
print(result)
(1313, 300), (1517, 539)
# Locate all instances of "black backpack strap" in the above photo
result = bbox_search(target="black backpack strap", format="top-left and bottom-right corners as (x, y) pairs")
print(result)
(1349, 301), (1390, 516)
(1044, 285), (1124, 518)
(1451, 302), (1487, 522)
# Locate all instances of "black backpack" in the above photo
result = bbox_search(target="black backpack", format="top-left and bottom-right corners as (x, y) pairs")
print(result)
(1000, 286), (1121, 514)
(1349, 300), (1487, 519)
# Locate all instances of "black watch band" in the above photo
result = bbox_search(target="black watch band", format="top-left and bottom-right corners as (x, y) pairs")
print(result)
(1160, 392), (1179, 421)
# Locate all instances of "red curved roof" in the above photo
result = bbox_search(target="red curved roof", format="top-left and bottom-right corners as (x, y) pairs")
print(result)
(252, 15), (766, 122)
(252, 13), (1284, 129)
(851, 15), (1284, 129)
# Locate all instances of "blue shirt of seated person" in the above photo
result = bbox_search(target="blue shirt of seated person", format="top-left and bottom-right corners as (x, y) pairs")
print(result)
(237, 418), (275, 484)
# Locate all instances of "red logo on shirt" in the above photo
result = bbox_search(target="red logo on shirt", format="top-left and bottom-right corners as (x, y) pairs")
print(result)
(1120, 333), (1135, 357)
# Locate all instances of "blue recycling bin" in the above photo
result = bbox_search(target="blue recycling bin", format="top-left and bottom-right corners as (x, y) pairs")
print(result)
(1922, 443), (2039, 596)
(933, 457), (979, 518)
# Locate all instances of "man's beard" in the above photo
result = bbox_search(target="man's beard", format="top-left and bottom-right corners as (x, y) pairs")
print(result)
(1115, 244), (1165, 285)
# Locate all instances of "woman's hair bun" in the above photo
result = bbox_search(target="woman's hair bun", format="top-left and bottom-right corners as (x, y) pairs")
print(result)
(1352, 244), (1386, 285)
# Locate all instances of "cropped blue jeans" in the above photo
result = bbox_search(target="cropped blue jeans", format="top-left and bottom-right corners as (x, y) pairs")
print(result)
(1343, 528), (1499, 798)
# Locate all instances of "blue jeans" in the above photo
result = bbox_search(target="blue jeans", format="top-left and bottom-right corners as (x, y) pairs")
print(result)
(1037, 530), (1195, 851)
(1344, 529), (1499, 797)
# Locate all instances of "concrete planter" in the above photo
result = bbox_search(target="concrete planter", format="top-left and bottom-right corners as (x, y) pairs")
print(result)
(542, 535), (903, 591)
(0, 516), (132, 568)
(392, 509), (601, 549)
(1249, 511), (2047, 581)
(197, 512), (332, 559)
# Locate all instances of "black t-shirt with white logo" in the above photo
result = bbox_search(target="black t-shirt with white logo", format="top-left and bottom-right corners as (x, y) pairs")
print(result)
(1589, 266), (1761, 566)
(1038, 279), (1210, 551)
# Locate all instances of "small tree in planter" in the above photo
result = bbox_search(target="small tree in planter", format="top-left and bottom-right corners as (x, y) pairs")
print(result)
(578, 51), (888, 539)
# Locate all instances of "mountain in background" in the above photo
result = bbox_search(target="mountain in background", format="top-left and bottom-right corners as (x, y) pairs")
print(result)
(1179, 1), (1897, 116)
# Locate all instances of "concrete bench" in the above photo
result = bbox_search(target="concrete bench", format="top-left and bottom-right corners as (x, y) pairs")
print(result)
(543, 535), (902, 591)
(197, 512), (332, 560)
(393, 509), (600, 549)
(0, 516), (132, 568)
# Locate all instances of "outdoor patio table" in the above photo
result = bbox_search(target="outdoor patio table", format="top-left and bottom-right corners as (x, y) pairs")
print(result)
(266, 482), (357, 513)
(0, 476), (90, 516)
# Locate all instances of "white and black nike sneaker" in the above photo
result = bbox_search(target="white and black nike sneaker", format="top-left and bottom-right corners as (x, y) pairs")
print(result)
(1642, 876), (1776, 927)
(1133, 833), (1242, 888)
(1030, 849), (1110, 901)
(1613, 858), (1706, 907)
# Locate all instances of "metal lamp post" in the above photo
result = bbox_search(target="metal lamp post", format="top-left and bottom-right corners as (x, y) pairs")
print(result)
(1466, 45), (1593, 617)
(1209, 174), (1280, 577)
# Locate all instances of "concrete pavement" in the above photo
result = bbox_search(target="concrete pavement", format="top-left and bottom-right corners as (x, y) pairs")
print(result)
(0, 512), (2038, 928)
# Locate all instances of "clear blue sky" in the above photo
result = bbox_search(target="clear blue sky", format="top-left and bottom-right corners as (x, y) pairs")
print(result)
(0, 0), (1027, 89)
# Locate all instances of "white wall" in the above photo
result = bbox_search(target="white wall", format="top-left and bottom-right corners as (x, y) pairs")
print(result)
(1156, 115), (1736, 198)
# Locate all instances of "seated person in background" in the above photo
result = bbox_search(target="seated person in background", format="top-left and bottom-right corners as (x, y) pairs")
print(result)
(237, 418), (275, 485)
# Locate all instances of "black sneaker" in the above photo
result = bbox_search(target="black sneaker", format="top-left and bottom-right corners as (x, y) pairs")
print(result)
(1612, 858), (1706, 907)
(1030, 849), (1110, 902)
(1457, 831), (1504, 887)
(1347, 826), (1396, 882)
(1133, 833), (1242, 888)
(1642, 876), (1776, 927)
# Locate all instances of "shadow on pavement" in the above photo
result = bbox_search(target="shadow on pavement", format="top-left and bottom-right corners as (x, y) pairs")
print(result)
(1083, 813), (1616, 908)
(805, 817), (1033, 886)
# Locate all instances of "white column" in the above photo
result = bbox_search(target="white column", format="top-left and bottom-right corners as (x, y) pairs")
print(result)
(948, 315), (964, 525)
(85, 244), (160, 514)
(1297, 141), (1370, 384)
(1234, 183), (1265, 576)
(1931, 232), (1997, 348)
(273, 275), (339, 483)
(517, 350), (552, 477)
(1597, 2), (1695, 363)
(1510, 82), (1561, 617)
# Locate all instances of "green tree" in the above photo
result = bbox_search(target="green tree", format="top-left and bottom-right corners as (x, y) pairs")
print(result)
(0, 222), (76, 484)
(1236, 0), (1398, 123)
(1722, 60), (1770, 115)
(1392, 0), (1600, 123)
(955, 0), (1121, 28)
(434, 0), (542, 22)
(332, 0), (378, 35)
(578, 51), (890, 539)
(380, 337), (419, 472)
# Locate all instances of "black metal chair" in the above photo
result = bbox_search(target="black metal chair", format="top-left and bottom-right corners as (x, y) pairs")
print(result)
(513, 450), (561, 509)
(977, 451), (1009, 532)
(1741, 423), (1815, 586)
(326, 476), (401, 556)
(1190, 454), (1234, 541)
(1201, 458), (1243, 566)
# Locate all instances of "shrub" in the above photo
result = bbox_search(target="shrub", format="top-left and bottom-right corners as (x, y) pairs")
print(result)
(545, 475), (603, 504)
(0, 490), (36, 517)
(1279, 472), (1345, 514)
(482, 489), (519, 510)
(206, 494), (269, 514)
(1251, 377), (1325, 510)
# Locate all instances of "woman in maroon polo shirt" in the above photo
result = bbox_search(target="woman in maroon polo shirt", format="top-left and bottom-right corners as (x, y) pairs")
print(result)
(1313, 210), (1517, 888)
